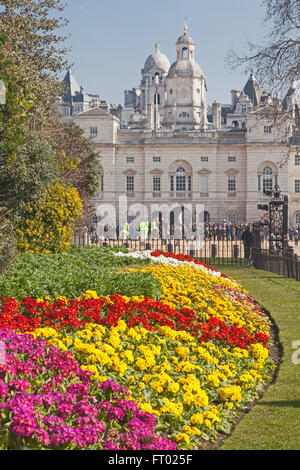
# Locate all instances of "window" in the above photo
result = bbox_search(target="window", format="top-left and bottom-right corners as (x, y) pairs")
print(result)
(154, 93), (160, 105)
(201, 156), (208, 162)
(295, 155), (300, 165)
(153, 156), (161, 163)
(179, 112), (190, 118)
(126, 156), (134, 163)
(182, 47), (188, 59)
(188, 175), (192, 192)
(228, 177), (236, 192)
(263, 166), (273, 193)
(90, 127), (98, 135)
(126, 176), (134, 192)
(170, 175), (174, 192)
(200, 176), (208, 193)
(152, 177), (161, 192)
(176, 167), (186, 191)
(296, 213), (300, 225)
(228, 213), (237, 224)
(264, 126), (272, 134)
(241, 105), (247, 113)
(100, 174), (104, 192)
(169, 89), (173, 95)
(228, 156), (236, 162)
(295, 180), (300, 193)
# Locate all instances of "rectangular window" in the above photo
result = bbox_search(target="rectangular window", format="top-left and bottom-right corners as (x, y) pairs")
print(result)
(241, 105), (247, 113)
(201, 156), (208, 162)
(90, 127), (98, 135)
(295, 155), (300, 166)
(188, 176), (192, 192)
(126, 176), (134, 192)
(126, 156), (134, 163)
(152, 177), (161, 192)
(200, 176), (208, 193)
(228, 177), (236, 192)
(176, 176), (186, 192)
(295, 180), (300, 193)
(153, 156), (161, 163)
(258, 175), (261, 191)
(170, 176), (174, 192)
(228, 156), (236, 162)
(264, 126), (272, 134)
(100, 175), (104, 192)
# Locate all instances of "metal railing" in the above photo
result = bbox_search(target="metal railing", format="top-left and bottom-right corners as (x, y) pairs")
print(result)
(73, 234), (257, 267)
(252, 248), (300, 281)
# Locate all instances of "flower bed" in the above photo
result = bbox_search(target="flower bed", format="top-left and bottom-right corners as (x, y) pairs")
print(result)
(0, 249), (274, 450)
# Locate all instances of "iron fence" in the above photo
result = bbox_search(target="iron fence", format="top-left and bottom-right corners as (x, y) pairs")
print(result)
(72, 234), (259, 267)
(252, 248), (300, 281)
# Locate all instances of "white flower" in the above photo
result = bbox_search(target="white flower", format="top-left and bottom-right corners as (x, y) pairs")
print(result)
(112, 250), (235, 284)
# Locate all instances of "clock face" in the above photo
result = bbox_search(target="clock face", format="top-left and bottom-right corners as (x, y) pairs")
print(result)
(178, 86), (190, 99)
(177, 85), (190, 104)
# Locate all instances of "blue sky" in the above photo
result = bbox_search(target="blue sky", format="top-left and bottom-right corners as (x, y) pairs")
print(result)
(62, 0), (270, 106)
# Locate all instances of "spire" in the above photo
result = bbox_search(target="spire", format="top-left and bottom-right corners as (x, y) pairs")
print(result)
(155, 41), (160, 53)
(63, 69), (81, 103)
(243, 72), (260, 107)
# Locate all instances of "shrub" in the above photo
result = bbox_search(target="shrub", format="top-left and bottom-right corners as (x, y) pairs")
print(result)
(16, 183), (83, 254)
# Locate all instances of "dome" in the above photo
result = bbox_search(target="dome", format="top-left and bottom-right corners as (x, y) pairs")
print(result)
(168, 59), (203, 78)
(143, 42), (170, 74)
(176, 33), (195, 46)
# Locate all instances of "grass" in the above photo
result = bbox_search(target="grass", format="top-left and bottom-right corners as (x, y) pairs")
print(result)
(0, 245), (162, 301)
(218, 266), (300, 450)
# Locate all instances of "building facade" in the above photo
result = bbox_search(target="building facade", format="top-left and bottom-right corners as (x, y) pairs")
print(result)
(67, 26), (300, 227)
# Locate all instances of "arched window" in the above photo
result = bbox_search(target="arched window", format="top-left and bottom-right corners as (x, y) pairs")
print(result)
(258, 163), (278, 193)
(232, 121), (239, 128)
(179, 112), (190, 118)
(176, 167), (186, 191)
(228, 212), (237, 224)
(182, 47), (188, 59)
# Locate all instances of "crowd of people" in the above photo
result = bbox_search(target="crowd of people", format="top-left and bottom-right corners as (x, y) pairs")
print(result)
(89, 220), (257, 244)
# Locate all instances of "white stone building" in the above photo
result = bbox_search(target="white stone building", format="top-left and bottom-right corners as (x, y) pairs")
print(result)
(68, 26), (300, 228)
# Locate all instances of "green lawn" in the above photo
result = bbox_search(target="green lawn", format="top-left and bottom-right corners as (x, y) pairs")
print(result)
(218, 266), (300, 450)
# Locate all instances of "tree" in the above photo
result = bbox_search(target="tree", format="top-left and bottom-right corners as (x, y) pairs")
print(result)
(51, 122), (101, 231)
(0, 0), (69, 129)
(0, 130), (60, 222)
(228, 0), (300, 97)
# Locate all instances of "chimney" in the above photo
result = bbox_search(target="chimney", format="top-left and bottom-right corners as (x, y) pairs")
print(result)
(212, 100), (222, 128)
(147, 102), (154, 130)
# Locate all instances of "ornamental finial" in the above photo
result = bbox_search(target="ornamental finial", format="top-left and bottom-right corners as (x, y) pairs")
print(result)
(184, 17), (188, 34)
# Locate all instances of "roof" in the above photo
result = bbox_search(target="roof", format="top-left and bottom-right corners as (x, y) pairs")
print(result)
(143, 42), (170, 74)
(75, 107), (112, 117)
(168, 59), (203, 78)
(176, 32), (195, 46)
(63, 70), (81, 102)
(243, 73), (261, 107)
